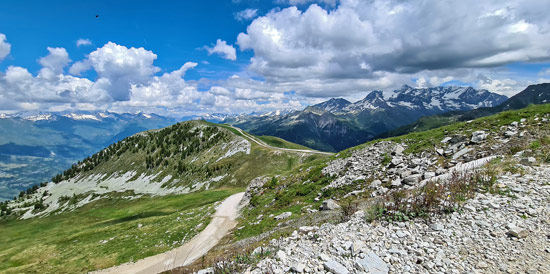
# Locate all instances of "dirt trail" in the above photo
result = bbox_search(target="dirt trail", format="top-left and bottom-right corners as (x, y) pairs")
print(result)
(229, 125), (333, 156)
(92, 192), (245, 274)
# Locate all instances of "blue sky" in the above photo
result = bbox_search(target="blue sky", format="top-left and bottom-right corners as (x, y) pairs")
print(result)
(0, 0), (549, 116)
(0, 0), (260, 78)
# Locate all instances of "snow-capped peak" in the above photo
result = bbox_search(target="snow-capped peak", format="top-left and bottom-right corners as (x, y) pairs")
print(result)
(97, 112), (110, 118)
(24, 114), (54, 121)
(311, 98), (351, 112)
(344, 90), (390, 112)
(338, 86), (508, 113)
(63, 113), (101, 121)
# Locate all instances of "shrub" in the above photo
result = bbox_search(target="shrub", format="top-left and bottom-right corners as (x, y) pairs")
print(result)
(341, 199), (358, 222)
(381, 153), (392, 166)
(264, 177), (278, 189)
(367, 169), (498, 222)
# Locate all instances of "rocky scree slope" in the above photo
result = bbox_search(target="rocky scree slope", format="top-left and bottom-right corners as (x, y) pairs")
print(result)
(226, 85), (507, 152)
(192, 104), (550, 273)
(252, 163), (549, 273)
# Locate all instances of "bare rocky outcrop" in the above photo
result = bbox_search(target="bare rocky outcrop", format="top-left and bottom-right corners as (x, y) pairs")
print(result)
(240, 176), (269, 208)
(250, 164), (550, 273)
(320, 114), (550, 199)
(245, 114), (550, 274)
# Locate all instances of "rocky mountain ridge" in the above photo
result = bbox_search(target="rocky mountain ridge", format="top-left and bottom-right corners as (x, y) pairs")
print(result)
(339, 85), (506, 114)
(252, 163), (549, 273)
(226, 85), (507, 152)
(384, 83), (550, 138)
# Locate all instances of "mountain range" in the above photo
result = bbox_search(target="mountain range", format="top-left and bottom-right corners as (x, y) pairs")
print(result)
(3, 98), (549, 273)
(384, 83), (550, 137)
(225, 85), (508, 152)
(0, 111), (178, 201)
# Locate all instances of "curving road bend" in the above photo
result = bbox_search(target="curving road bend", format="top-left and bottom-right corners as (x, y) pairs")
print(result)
(91, 192), (245, 274)
(229, 125), (334, 156)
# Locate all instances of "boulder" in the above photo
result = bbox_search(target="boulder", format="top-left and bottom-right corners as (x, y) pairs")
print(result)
(393, 145), (405, 156)
(471, 130), (488, 144)
(390, 157), (403, 167)
(452, 147), (473, 160)
(504, 130), (517, 138)
(369, 179), (382, 188)
(320, 199), (341, 211)
(354, 250), (389, 274)
(291, 262), (305, 273)
(448, 135), (467, 145)
(520, 157), (537, 166)
(274, 212), (292, 220)
(403, 174), (422, 185)
(390, 178), (402, 188)
(423, 172), (436, 180)
(351, 240), (364, 256)
(508, 227), (528, 238)
(324, 260), (349, 274)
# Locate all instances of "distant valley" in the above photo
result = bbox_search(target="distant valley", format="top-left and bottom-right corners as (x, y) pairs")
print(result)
(0, 112), (178, 200)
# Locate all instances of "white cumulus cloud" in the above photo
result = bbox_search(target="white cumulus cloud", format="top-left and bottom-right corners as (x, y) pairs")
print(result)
(237, 0), (550, 97)
(206, 39), (237, 61)
(73, 42), (160, 100)
(0, 33), (11, 61)
(38, 47), (71, 75)
(0, 41), (306, 116)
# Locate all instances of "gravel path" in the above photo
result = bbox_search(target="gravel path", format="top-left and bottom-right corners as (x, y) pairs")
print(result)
(92, 192), (245, 274)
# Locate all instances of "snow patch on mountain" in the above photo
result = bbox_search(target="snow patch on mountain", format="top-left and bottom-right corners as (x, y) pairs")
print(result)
(24, 114), (54, 121)
(63, 113), (101, 121)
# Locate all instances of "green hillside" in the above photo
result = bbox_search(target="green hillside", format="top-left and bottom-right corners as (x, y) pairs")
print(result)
(0, 120), (327, 273)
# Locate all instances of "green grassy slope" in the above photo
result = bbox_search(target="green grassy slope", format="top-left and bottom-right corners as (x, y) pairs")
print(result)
(0, 120), (328, 273)
(0, 189), (239, 274)
(256, 135), (312, 150)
